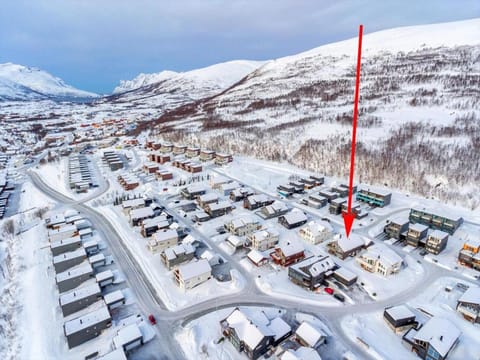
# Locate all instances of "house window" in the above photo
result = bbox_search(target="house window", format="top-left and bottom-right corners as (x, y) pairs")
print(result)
(426, 346), (440, 360)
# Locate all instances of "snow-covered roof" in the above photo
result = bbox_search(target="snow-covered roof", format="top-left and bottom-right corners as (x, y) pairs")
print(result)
(336, 234), (365, 252)
(207, 200), (232, 211)
(281, 347), (322, 360)
(48, 224), (77, 236)
(429, 229), (449, 240)
(64, 305), (111, 336)
(89, 253), (105, 264)
(53, 248), (86, 264)
(290, 255), (335, 277)
(304, 220), (333, 235)
(385, 305), (415, 321)
(409, 223), (429, 232)
(176, 259), (211, 281)
(229, 217), (258, 229)
(413, 317), (461, 357)
(295, 321), (325, 347)
(153, 229), (178, 242)
(97, 349), (127, 360)
(56, 263), (93, 282)
(47, 213), (65, 225)
(250, 228), (279, 241)
(142, 215), (169, 228)
(95, 269), (114, 282)
(282, 210), (307, 224)
(333, 267), (357, 282)
(247, 249), (268, 264)
(129, 206), (154, 220)
(360, 245), (402, 268)
(163, 243), (195, 260)
(113, 323), (143, 349)
(458, 286), (480, 305)
(82, 239), (98, 250)
(279, 243), (304, 257)
(227, 235), (244, 247)
(121, 198), (144, 209)
(60, 283), (101, 306)
(103, 290), (124, 305)
(198, 193), (219, 202)
(185, 184), (206, 193)
(411, 207), (463, 222)
(225, 309), (275, 349)
(51, 235), (81, 249)
(267, 317), (291, 341)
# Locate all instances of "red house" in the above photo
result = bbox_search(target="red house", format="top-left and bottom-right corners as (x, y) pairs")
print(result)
(270, 243), (305, 266)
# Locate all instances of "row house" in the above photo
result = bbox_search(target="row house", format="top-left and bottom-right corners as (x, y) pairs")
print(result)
(270, 243), (305, 267)
(288, 255), (336, 290)
(356, 188), (392, 207)
(160, 142), (173, 153)
(156, 169), (173, 181)
(59, 283), (102, 316)
(247, 228), (280, 251)
(258, 201), (289, 219)
(456, 286), (480, 323)
(64, 305), (112, 349)
(181, 184), (207, 200)
(214, 153), (233, 165)
(425, 230), (449, 255)
(409, 208), (463, 235)
(185, 147), (200, 158)
(244, 194), (274, 210)
(149, 152), (170, 164)
(197, 193), (219, 208)
(307, 194), (328, 209)
(278, 210), (308, 229)
(299, 220), (333, 245)
(318, 189), (339, 203)
(406, 223), (429, 247)
(458, 239), (480, 270)
(172, 144), (187, 155)
(56, 264), (94, 293)
(199, 149), (216, 161)
(225, 217), (261, 236)
(117, 174), (140, 190)
(356, 245), (403, 276)
(299, 177), (317, 190)
(328, 198), (347, 215)
(384, 217), (410, 240)
(341, 202), (367, 219)
(161, 243), (195, 270)
(53, 249), (87, 274)
(143, 162), (159, 174)
(230, 187), (255, 202)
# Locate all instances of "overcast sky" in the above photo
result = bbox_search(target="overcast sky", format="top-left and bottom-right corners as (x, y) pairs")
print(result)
(1, 0), (478, 94)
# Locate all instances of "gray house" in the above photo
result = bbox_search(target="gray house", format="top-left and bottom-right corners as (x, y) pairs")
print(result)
(59, 283), (102, 316)
(53, 248), (87, 273)
(56, 264), (94, 293)
(64, 304), (112, 348)
(288, 255), (336, 290)
(96, 269), (115, 288)
(426, 230), (449, 255)
(160, 243), (195, 270)
(104, 290), (126, 310)
(50, 236), (82, 256)
(89, 253), (106, 269)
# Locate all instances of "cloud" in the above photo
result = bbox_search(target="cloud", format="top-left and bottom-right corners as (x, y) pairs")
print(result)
(0, 0), (478, 93)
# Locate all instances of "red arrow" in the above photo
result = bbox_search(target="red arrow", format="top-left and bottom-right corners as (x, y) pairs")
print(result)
(343, 24), (364, 238)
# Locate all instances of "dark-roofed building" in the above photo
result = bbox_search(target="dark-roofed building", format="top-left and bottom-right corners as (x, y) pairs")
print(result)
(288, 255), (336, 290)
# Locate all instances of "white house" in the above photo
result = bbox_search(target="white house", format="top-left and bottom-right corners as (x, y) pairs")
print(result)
(225, 217), (261, 236)
(299, 220), (334, 244)
(247, 228), (280, 251)
(356, 244), (403, 276)
(174, 259), (212, 289)
(295, 321), (326, 348)
(148, 229), (178, 253)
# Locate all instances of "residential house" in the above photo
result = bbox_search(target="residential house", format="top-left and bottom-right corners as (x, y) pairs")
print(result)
(48, 224), (78, 242)
(384, 217), (410, 240)
(318, 189), (338, 203)
(181, 184), (207, 200)
(328, 198), (347, 215)
(226, 235), (246, 249)
(174, 259), (212, 289)
(96, 269), (115, 288)
(56, 264), (94, 293)
(129, 206), (154, 226)
(356, 188), (392, 207)
(426, 230), (449, 255)
(185, 146), (200, 158)
(458, 238), (480, 270)
(140, 215), (170, 237)
(383, 305), (417, 333)
(143, 162), (159, 174)
(403, 317), (461, 360)
(257, 201), (289, 219)
(278, 210), (308, 229)
(271, 243), (305, 267)
(299, 220), (333, 244)
(50, 236), (82, 256)
(214, 153), (233, 165)
(199, 149), (216, 161)
(288, 255), (336, 290)
(161, 243), (195, 270)
(197, 193), (219, 208)
(209, 175), (231, 189)
(173, 144), (187, 155)
(121, 198), (145, 214)
(219, 181), (239, 196)
(332, 267), (358, 287)
(59, 283), (102, 316)
(456, 286), (480, 323)
(295, 321), (326, 348)
(53, 248), (87, 273)
(247, 228), (280, 251)
(247, 250), (269, 267)
(156, 169), (173, 181)
(409, 208), (463, 235)
(63, 305), (112, 348)
(104, 289), (125, 310)
(244, 194), (274, 210)
(225, 217), (261, 236)
(204, 201), (233, 218)
(307, 194), (328, 209)
(230, 187), (255, 202)
(327, 234), (367, 260)
(356, 245), (403, 276)
(406, 223), (429, 248)
(148, 229), (178, 254)
(113, 323), (144, 353)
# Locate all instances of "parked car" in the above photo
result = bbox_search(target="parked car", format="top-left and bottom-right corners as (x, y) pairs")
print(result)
(324, 287), (334, 295)
(148, 314), (157, 325)
(333, 293), (345, 302)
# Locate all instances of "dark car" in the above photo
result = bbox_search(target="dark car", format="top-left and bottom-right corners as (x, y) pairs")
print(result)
(334, 293), (345, 302)
(148, 314), (157, 325)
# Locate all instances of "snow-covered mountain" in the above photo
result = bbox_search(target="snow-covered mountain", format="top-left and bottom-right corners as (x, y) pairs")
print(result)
(0, 63), (98, 101)
(112, 60), (266, 94)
